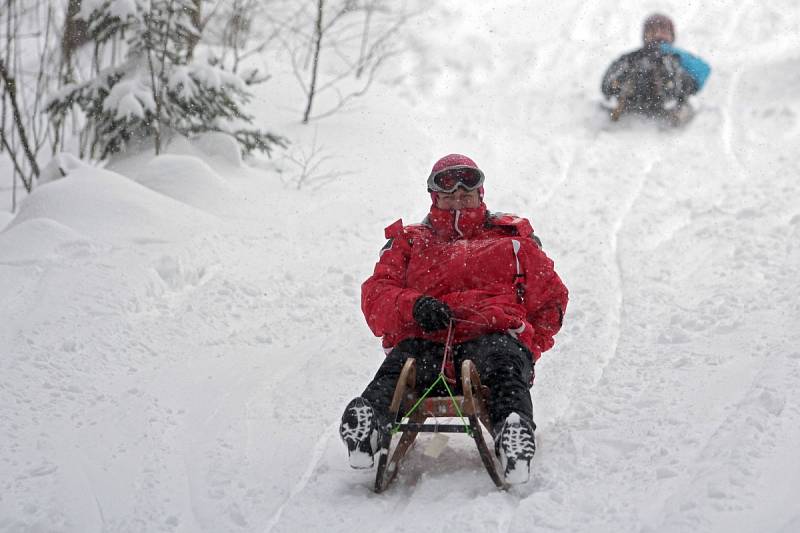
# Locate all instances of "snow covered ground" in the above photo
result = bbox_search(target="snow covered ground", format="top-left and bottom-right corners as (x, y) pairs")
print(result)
(2, 1), (800, 532)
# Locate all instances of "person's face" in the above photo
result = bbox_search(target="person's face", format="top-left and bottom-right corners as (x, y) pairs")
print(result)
(435, 187), (481, 210)
(644, 25), (674, 45)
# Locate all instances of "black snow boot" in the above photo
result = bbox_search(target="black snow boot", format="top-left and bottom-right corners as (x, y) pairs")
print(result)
(494, 412), (536, 484)
(339, 397), (388, 469)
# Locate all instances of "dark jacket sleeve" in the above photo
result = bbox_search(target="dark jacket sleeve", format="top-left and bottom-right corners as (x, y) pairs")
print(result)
(601, 54), (632, 97)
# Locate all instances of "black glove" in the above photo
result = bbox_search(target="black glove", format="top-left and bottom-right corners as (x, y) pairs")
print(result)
(412, 296), (452, 332)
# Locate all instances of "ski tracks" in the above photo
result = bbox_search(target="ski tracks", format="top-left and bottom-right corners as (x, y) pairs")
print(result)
(537, 143), (577, 207)
(264, 422), (338, 533)
(720, 67), (744, 168)
(538, 131), (663, 421)
(503, 128), (666, 529)
(652, 347), (800, 531)
(606, 157), (656, 385)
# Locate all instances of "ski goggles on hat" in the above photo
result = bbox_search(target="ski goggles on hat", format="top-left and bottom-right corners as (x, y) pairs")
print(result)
(427, 166), (485, 193)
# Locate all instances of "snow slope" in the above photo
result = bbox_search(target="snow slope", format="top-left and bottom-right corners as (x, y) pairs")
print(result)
(2, 1), (800, 532)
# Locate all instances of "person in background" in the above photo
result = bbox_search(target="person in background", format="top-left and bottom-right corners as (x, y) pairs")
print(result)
(601, 13), (711, 125)
(338, 154), (568, 484)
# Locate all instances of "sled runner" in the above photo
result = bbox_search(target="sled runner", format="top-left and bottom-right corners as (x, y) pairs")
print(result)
(607, 101), (694, 127)
(604, 79), (695, 128)
(373, 357), (507, 492)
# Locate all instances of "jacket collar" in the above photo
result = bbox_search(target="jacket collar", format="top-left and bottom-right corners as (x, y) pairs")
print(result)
(426, 203), (488, 240)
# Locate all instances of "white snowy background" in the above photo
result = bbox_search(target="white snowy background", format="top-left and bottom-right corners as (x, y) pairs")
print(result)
(2, 1), (800, 532)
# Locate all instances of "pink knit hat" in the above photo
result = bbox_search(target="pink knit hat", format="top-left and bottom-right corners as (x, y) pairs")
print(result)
(428, 154), (485, 202)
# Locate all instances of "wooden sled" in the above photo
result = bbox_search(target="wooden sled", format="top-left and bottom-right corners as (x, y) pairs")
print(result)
(373, 358), (507, 492)
(610, 93), (628, 122)
(606, 89), (694, 128)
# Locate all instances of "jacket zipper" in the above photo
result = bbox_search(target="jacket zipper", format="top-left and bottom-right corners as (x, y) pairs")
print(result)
(454, 209), (464, 237)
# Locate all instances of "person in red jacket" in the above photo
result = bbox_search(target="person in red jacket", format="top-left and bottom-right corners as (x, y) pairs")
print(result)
(339, 154), (568, 484)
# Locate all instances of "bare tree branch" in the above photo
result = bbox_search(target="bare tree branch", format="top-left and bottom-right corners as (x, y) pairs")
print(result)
(280, 126), (351, 190)
(0, 56), (39, 191)
(278, 0), (418, 123)
(309, 47), (396, 121)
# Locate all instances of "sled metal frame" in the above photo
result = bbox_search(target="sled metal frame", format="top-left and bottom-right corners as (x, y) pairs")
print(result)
(374, 358), (507, 492)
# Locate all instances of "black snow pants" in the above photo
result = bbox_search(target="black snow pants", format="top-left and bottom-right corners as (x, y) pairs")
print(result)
(361, 333), (534, 430)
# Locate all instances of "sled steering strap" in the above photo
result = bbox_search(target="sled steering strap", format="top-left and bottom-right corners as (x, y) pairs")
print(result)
(391, 320), (473, 436)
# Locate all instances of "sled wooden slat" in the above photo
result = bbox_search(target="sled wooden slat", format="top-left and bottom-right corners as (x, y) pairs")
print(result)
(374, 358), (508, 493)
(394, 423), (471, 433)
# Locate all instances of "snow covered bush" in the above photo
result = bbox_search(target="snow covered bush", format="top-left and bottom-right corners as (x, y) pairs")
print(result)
(46, 0), (287, 160)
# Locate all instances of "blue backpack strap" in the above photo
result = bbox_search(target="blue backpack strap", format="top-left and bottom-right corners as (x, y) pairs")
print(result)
(660, 43), (711, 89)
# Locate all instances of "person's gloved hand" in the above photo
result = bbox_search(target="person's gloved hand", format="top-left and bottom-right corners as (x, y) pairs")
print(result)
(660, 43), (711, 89)
(412, 296), (453, 332)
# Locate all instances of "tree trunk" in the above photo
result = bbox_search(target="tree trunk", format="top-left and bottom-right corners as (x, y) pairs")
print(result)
(186, 0), (202, 61)
(2, 0), (12, 154)
(302, 0), (324, 124)
(62, 0), (89, 63)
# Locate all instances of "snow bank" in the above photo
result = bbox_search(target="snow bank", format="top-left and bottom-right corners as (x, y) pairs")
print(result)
(127, 153), (241, 214)
(39, 152), (89, 185)
(167, 132), (243, 167)
(0, 218), (87, 263)
(0, 210), (12, 231)
(7, 165), (214, 245)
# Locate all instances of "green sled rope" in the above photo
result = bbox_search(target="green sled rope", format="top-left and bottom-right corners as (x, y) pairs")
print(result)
(391, 371), (473, 437)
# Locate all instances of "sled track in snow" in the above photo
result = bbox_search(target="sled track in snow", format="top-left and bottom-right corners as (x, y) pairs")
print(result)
(721, 67), (746, 182)
(654, 346), (800, 530)
(606, 158), (655, 375)
(720, 0), (754, 190)
(722, 0), (754, 45)
(564, 151), (659, 408)
(539, 144), (578, 207)
(263, 422), (338, 533)
(497, 491), (522, 533)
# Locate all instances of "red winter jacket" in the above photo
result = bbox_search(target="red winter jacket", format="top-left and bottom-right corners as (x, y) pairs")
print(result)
(361, 202), (568, 362)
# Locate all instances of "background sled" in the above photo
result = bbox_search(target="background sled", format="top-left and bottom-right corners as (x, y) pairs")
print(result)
(601, 98), (695, 128)
(373, 358), (507, 493)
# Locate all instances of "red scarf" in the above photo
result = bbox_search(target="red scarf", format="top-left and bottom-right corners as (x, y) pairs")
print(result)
(426, 203), (488, 240)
